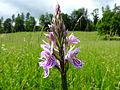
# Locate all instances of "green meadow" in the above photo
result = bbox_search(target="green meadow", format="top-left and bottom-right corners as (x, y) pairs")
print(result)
(0, 31), (120, 90)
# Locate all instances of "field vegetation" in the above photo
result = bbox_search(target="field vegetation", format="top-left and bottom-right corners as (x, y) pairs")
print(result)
(0, 31), (120, 90)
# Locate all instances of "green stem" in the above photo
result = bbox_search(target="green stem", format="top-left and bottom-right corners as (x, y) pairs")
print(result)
(61, 71), (67, 90)
(59, 46), (68, 90)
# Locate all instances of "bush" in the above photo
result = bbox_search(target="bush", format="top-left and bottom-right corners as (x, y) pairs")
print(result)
(97, 5), (120, 38)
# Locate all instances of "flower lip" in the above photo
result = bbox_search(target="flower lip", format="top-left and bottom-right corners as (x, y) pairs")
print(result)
(72, 58), (83, 68)
(43, 68), (49, 78)
(65, 47), (83, 68)
(39, 54), (56, 78)
(67, 33), (80, 44)
(41, 43), (50, 51)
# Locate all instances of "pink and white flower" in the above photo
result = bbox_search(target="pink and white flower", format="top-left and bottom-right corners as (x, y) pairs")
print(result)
(39, 49), (56, 78)
(67, 33), (80, 44)
(65, 47), (83, 68)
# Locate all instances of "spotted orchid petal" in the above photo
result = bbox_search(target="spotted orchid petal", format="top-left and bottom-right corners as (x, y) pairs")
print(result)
(47, 32), (55, 41)
(40, 50), (50, 59)
(41, 41), (53, 57)
(65, 47), (83, 68)
(39, 62), (50, 78)
(39, 49), (56, 78)
(39, 55), (56, 68)
(38, 60), (47, 67)
(45, 32), (56, 46)
(55, 3), (61, 15)
(46, 55), (56, 68)
(48, 24), (55, 31)
(71, 57), (83, 68)
(41, 43), (50, 51)
(43, 67), (49, 78)
(67, 33), (80, 44)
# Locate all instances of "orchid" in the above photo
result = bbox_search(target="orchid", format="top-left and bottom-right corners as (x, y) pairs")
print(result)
(38, 3), (84, 90)
(45, 32), (55, 42)
(65, 47), (83, 68)
(39, 54), (56, 78)
(67, 33), (80, 44)
(39, 46), (56, 78)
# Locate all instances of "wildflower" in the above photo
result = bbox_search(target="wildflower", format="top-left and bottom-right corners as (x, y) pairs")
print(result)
(45, 32), (56, 44)
(65, 48), (83, 68)
(39, 50), (56, 78)
(67, 33), (80, 44)
(41, 43), (50, 51)
(55, 3), (61, 15)
(38, 4), (84, 90)
(48, 24), (55, 31)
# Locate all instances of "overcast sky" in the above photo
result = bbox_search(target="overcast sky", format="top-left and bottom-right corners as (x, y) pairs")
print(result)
(0, 0), (119, 20)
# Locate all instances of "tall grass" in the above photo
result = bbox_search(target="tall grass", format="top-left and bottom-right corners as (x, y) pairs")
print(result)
(0, 31), (120, 90)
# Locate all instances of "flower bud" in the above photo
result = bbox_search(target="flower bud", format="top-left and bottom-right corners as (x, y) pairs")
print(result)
(55, 3), (61, 15)
(48, 24), (55, 31)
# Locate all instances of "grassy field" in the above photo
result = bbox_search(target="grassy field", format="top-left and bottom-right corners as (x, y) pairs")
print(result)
(0, 31), (120, 90)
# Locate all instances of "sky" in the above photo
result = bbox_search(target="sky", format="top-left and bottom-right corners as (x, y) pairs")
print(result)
(0, 0), (120, 20)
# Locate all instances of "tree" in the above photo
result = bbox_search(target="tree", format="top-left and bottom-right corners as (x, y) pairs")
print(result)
(11, 14), (15, 32)
(39, 14), (45, 26)
(25, 12), (36, 31)
(91, 8), (99, 31)
(14, 13), (25, 32)
(25, 16), (36, 31)
(26, 12), (30, 20)
(21, 13), (25, 20)
(97, 5), (120, 38)
(97, 6), (113, 36)
(0, 17), (3, 33)
(71, 8), (84, 30)
(12, 14), (15, 22)
(39, 13), (53, 31)
(61, 13), (71, 30)
(70, 8), (90, 31)
(85, 19), (94, 31)
(92, 8), (99, 26)
(3, 18), (12, 33)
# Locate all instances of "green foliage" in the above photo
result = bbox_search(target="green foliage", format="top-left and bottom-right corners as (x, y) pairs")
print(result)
(25, 15), (36, 32)
(92, 8), (99, 26)
(0, 7), (99, 33)
(39, 13), (53, 31)
(70, 8), (89, 31)
(39, 8), (95, 31)
(0, 17), (4, 33)
(97, 5), (120, 38)
(14, 14), (25, 32)
(91, 8), (99, 31)
(0, 12), (38, 33)
(61, 13), (71, 30)
(0, 31), (120, 89)
(3, 18), (12, 33)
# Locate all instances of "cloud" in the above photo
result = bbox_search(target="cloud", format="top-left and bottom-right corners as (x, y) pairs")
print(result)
(0, 1), (20, 18)
(0, 0), (119, 19)
(0, 0), (54, 19)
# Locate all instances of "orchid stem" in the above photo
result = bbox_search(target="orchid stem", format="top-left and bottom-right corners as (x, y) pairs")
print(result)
(59, 45), (68, 90)
(61, 71), (67, 90)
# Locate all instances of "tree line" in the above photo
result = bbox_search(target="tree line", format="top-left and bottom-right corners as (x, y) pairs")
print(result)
(97, 4), (120, 37)
(0, 12), (36, 33)
(39, 8), (99, 31)
(0, 4), (120, 38)
(0, 7), (99, 33)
